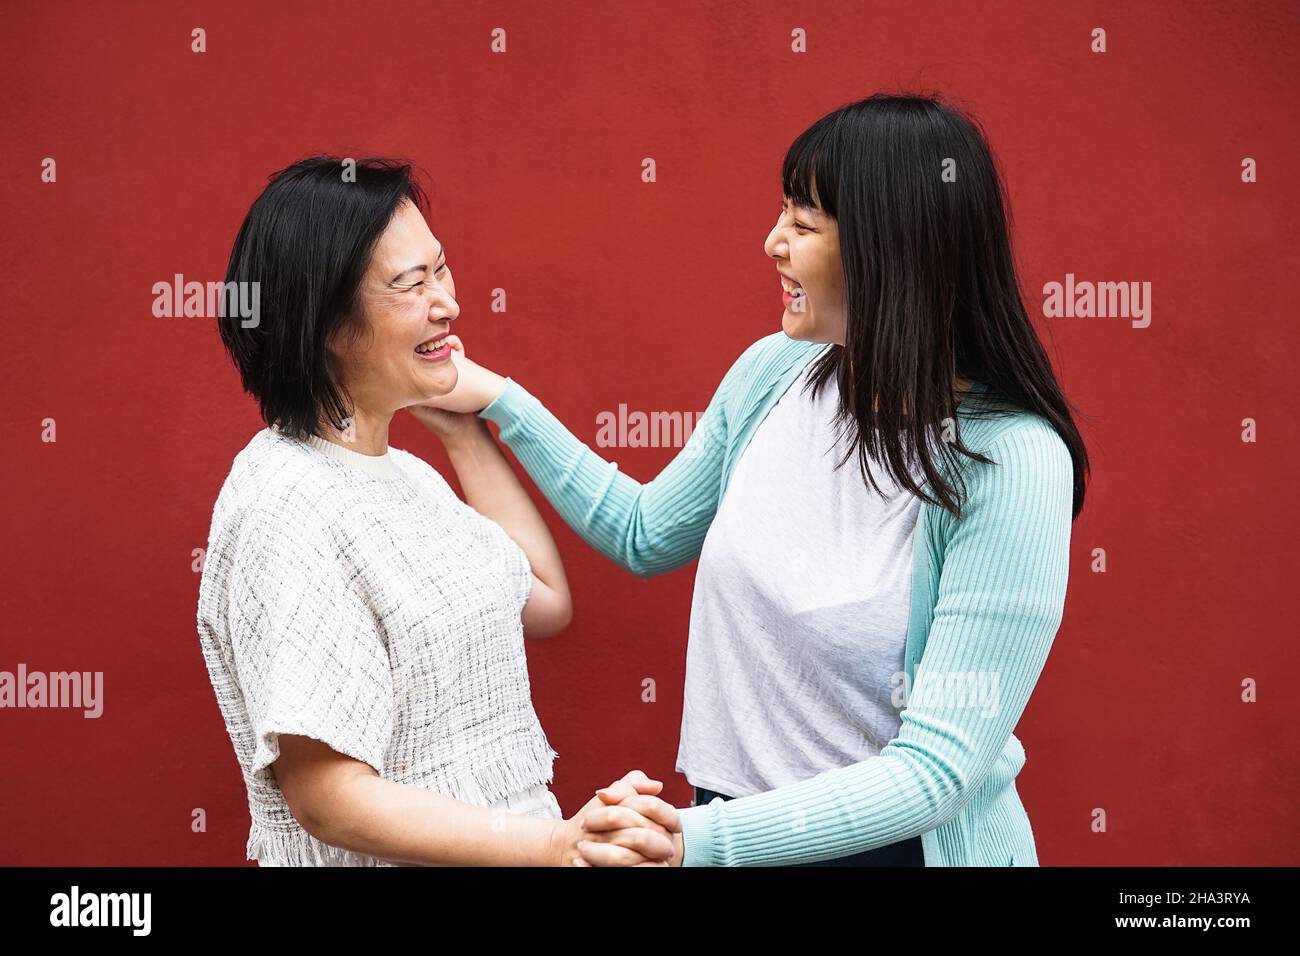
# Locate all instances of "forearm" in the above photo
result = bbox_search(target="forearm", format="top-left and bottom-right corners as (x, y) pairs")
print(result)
(675, 749), (948, 867)
(311, 771), (559, 866)
(673, 624), (1049, 867)
(443, 417), (568, 595)
(478, 378), (723, 576)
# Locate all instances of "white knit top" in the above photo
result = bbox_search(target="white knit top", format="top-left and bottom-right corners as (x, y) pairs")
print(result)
(196, 426), (559, 866)
(680, 362), (921, 797)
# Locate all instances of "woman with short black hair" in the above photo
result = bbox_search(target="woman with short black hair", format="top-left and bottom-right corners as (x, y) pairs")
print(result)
(197, 156), (679, 866)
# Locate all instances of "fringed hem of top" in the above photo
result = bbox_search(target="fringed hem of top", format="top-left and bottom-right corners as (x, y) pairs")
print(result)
(435, 733), (559, 808)
(246, 824), (394, 867)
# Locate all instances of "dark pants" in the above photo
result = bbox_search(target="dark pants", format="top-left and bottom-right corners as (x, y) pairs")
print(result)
(692, 786), (925, 867)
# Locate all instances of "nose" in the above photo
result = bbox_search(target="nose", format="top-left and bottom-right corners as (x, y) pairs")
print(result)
(764, 216), (785, 261)
(431, 284), (459, 323)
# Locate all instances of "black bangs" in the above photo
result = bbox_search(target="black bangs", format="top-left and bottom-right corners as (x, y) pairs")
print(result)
(781, 111), (840, 218)
(780, 91), (1090, 522)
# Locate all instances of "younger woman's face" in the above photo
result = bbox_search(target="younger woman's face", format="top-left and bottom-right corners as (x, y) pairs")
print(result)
(763, 191), (844, 344)
(330, 200), (461, 416)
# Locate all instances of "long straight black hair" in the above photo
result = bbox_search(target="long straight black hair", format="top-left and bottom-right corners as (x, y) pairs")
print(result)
(786, 92), (1089, 520)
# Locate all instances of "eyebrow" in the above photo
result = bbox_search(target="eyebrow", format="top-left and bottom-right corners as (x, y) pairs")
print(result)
(388, 246), (446, 286)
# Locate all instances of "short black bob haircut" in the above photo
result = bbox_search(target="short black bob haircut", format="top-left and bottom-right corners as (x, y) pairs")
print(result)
(218, 156), (428, 439)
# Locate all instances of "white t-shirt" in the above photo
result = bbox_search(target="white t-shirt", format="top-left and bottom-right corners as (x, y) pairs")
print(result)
(677, 365), (923, 797)
(196, 426), (560, 866)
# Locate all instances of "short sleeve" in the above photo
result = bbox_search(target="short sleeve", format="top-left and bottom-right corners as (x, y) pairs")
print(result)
(226, 506), (395, 777)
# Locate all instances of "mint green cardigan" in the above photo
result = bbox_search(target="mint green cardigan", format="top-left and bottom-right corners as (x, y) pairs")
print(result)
(477, 331), (1074, 866)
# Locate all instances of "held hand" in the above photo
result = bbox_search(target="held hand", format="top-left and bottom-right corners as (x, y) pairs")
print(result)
(577, 771), (684, 867)
(551, 770), (675, 866)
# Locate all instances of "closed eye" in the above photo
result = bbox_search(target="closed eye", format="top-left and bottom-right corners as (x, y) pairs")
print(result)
(405, 264), (448, 291)
(781, 203), (814, 233)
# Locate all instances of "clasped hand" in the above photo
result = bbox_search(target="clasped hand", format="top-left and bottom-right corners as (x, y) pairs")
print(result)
(558, 770), (683, 867)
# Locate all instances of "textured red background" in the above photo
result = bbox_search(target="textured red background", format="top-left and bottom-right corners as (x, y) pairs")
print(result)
(2, 0), (1297, 865)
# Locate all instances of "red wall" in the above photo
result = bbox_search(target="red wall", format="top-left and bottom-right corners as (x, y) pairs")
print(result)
(2, 0), (1296, 865)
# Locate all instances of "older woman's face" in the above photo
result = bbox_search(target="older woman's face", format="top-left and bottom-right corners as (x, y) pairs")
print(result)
(330, 199), (460, 414)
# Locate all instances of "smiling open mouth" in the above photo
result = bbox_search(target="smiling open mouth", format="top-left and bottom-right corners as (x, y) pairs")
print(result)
(415, 334), (450, 358)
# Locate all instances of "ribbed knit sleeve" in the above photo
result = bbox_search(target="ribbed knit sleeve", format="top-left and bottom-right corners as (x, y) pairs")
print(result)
(674, 419), (1074, 865)
(476, 347), (757, 577)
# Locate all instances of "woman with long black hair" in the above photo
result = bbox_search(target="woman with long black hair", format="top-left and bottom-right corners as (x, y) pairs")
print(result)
(417, 91), (1090, 866)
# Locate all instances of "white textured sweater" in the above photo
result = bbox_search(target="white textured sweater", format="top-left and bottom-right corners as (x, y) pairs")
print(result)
(196, 426), (559, 866)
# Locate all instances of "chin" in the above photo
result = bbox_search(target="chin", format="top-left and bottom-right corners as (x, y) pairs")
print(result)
(781, 311), (813, 341)
(420, 364), (458, 395)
